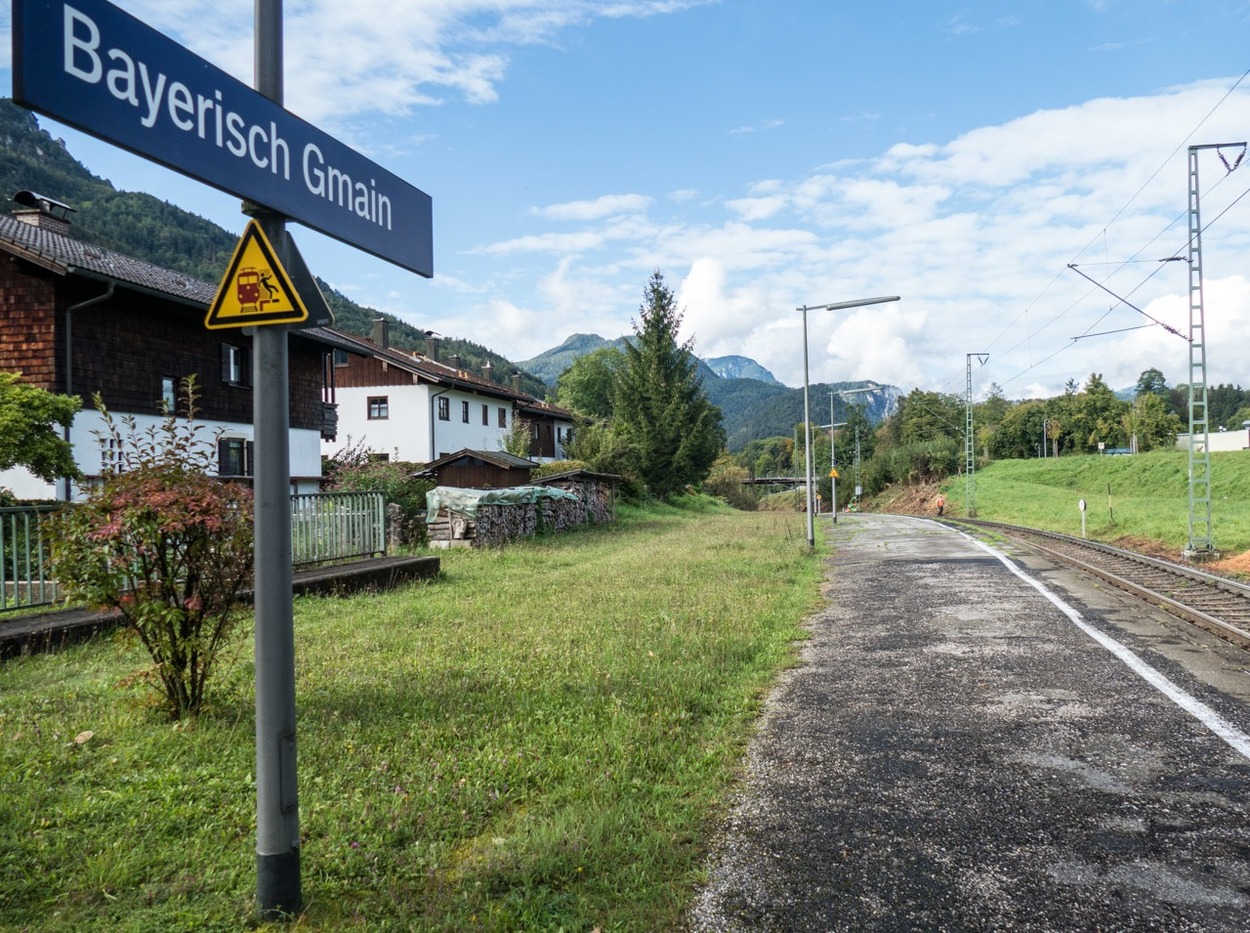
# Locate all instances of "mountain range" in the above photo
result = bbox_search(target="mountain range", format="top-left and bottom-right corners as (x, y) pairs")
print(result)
(519, 335), (899, 449)
(0, 99), (900, 451)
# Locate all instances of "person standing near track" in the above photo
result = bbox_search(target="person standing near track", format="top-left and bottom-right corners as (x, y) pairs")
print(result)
(935, 492), (946, 516)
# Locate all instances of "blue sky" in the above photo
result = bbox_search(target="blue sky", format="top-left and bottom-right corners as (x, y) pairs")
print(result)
(4, 0), (1250, 400)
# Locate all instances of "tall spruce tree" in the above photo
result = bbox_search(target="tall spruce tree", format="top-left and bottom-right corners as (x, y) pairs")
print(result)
(614, 271), (725, 499)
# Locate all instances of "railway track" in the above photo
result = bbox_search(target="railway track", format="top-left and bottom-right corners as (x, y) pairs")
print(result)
(958, 519), (1250, 650)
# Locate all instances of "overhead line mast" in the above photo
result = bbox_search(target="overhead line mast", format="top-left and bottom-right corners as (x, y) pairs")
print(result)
(1185, 142), (1246, 560)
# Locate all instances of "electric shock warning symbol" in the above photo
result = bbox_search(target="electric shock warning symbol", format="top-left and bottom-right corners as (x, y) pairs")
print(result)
(205, 221), (309, 329)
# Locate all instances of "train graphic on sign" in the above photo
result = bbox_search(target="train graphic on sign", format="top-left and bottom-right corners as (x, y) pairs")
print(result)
(236, 268), (280, 313)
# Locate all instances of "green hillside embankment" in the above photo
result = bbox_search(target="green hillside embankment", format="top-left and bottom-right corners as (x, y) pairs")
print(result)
(874, 449), (1250, 566)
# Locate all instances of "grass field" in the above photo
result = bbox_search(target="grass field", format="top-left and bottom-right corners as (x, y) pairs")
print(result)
(0, 499), (822, 931)
(931, 448), (1250, 557)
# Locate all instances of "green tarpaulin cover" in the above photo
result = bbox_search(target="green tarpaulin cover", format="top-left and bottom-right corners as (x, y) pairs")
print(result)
(426, 485), (580, 521)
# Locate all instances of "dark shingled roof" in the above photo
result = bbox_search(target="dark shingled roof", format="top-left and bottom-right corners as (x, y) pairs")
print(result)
(413, 448), (539, 476)
(0, 211), (359, 353)
(0, 212), (217, 306)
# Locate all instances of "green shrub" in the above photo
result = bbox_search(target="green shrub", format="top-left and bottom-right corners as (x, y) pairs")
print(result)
(325, 441), (433, 546)
(46, 378), (253, 719)
(704, 454), (759, 510)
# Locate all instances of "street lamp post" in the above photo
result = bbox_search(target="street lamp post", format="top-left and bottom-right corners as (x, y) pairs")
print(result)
(799, 295), (901, 547)
(830, 417), (850, 520)
(828, 384), (874, 523)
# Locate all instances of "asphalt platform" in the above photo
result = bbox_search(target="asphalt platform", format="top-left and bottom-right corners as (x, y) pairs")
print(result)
(689, 513), (1250, 931)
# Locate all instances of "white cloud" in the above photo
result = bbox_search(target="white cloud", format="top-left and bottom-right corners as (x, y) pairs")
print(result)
(724, 195), (788, 221)
(729, 119), (784, 136)
(531, 194), (652, 221)
(89, 0), (712, 129)
(472, 230), (607, 256)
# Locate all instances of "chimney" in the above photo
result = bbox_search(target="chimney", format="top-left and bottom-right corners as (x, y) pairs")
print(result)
(424, 334), (440, 361)
(482, 361), (494, 382)
(449, 353), (462, 371)
(11, 190), (74, 236)
(512, 371), (523, 392)
(370, 318), (390, 348)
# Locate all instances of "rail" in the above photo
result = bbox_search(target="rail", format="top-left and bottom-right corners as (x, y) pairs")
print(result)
(956, 518), (1250, 649)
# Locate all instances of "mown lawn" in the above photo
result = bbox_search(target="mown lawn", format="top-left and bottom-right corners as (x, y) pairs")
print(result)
(942, 448), (1250, 555)
(0, 498), (821, 931)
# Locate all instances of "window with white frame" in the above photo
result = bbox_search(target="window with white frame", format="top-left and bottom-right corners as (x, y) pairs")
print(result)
(461, 400), (470, 423)
(497, 407), (507, 428)
(481, 403), (489, 426)
(437, 397), (450, 421)
(221, 343), (250, 386)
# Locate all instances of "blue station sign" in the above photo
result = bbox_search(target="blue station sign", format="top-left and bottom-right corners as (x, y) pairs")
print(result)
(12, 0), (433, 278)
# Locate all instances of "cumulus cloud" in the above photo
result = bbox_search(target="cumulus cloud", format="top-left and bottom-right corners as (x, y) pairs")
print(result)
(98, 0), (713, 128)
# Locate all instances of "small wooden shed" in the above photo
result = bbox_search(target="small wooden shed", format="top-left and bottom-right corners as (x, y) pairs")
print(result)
(414, 449), (538, 489)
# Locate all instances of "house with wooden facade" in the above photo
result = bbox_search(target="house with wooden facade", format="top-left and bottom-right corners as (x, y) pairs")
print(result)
(325, 321), (575, 464)
(0, 191), (352, 500)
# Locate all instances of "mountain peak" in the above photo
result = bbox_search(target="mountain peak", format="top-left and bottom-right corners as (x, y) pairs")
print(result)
(705, 355), (780, 386)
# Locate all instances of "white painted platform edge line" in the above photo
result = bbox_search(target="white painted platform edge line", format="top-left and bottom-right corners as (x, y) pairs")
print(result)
(961, 531), (1250, 762)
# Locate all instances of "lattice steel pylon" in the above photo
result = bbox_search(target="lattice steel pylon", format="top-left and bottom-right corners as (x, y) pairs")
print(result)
(965, 353), (988, 517)
(1185, 143), (1245, 558)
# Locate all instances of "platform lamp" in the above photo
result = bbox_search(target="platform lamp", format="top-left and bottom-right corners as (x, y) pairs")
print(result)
(799, 295), (901, 548)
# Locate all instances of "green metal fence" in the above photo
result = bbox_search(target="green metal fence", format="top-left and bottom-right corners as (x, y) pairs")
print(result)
(290, 490), (386, 568)
(0, 492), (386, 613)
(0, 505), (60, 612)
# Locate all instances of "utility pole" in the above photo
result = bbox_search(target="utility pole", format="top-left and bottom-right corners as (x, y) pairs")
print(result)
(965, 353), (988, 517)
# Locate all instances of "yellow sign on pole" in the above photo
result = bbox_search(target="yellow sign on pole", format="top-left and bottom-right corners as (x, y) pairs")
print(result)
(205, 220), (309, 329)
(829, 468), (839, 478)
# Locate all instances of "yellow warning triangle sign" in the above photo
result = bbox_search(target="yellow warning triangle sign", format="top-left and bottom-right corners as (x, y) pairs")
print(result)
(205, 220), (309, 329)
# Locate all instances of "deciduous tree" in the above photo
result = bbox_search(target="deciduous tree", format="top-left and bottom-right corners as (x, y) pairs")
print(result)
(0, 371), (81, 487)
(556, 346), (625, 422)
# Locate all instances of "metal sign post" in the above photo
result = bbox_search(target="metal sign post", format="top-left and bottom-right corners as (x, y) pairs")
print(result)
(251, 0), (300, 918)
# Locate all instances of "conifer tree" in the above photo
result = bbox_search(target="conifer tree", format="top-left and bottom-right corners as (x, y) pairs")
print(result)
(614, 271), (725, 499)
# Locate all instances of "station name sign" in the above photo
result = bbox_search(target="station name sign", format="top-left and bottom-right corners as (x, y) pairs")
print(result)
(12, 0), (433, 278)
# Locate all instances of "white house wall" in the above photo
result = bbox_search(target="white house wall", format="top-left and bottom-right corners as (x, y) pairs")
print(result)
(329, 383), (512, 464)
(0, 408), (323, 501)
